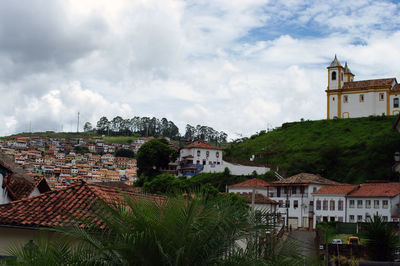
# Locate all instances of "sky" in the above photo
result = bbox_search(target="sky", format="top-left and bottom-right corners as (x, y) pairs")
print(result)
(0, 0), (400, 139)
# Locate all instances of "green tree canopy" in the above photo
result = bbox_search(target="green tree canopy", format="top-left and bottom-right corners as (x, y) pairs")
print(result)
(137, 138), (178, 178)
(115, 148), (135, 158)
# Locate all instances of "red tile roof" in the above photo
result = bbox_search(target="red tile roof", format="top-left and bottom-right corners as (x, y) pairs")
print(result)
(0, 181), (166, 229)
(237, 192), (278, 204)
(342, 78), (395, 90)
(182, 140), (224, 150)
(229, 178), (270, 188)
(0, 153), (50, 200)
(273, 173), (340, 185)
(312, 184), (358, 195)
(347, 183), (400, 197)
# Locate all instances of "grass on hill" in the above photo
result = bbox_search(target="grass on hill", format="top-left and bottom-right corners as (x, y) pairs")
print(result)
(224, 115), (400, 184)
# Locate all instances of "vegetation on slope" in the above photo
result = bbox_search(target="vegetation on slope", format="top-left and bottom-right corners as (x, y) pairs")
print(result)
(225, 115), (400, 184)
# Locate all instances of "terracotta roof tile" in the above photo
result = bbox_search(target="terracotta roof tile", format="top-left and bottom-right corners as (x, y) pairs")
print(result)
(342, 78), (395, 90)
(237, 192), (278, 204)
(229, 178), (270, 188)
(0, 181), (166, 229)
(273, 173), (340, 185)
(182, 140), (223, 150)
(313, 184), (358, 195)
(347, 183), (400, 197)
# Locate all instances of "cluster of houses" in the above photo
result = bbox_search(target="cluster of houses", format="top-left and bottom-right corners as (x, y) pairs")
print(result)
(0, 135), (156, 189)
(228, 173), (400, 229)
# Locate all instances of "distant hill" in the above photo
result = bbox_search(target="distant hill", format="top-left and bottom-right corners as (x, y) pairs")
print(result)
(224, 116), (400, 184)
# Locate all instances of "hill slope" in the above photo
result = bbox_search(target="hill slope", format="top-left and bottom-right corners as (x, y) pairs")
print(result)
(224, 116), (400, 184)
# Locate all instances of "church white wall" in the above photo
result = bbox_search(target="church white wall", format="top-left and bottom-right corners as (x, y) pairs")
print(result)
(389, 93), (400, 115)
(341, 91), (386, 118)
(179, 148), (222, 165)
(329, 95), (338, 118)
(328, 69), (340, 90)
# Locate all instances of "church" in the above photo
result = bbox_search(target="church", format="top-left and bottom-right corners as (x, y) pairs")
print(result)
(326, 55), (400, 119)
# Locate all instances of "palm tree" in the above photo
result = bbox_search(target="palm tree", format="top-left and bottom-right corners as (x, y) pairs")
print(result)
(364, 215), (398, 261)
(5, 194), (305, 265)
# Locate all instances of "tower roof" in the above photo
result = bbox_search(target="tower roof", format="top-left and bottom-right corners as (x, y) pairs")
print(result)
(344, 62), (354, 75)
(328, 55), (342, 68)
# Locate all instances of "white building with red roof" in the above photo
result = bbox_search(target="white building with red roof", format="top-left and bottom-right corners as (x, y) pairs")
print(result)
(178, 140), (268, 177)
(326, 55), (400, 119)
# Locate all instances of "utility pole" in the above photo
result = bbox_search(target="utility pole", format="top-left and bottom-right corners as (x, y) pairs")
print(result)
(77, 112), (80, 133)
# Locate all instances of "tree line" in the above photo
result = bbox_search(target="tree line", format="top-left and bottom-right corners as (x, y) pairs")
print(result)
(83, 116), (228, 143)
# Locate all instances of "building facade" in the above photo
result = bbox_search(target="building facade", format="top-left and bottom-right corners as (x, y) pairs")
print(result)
(326, 55), (400, 119)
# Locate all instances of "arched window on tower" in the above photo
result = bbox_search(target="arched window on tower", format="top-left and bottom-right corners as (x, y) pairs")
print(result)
(331, 71), (337, 80)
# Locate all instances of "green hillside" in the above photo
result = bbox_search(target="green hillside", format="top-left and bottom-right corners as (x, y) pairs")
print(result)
(224, 116), (400, 184)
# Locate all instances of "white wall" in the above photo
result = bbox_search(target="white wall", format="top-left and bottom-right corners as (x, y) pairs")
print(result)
(180, 148), (223, 165)
(346, 196), (396, 222)
(202, 161), (269, 175)
(312, 195), (347, 228)
(0, 173), (11, 205)
(340, 91), (387, 118)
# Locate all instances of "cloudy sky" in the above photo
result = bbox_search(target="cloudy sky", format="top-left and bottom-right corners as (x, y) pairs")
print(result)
(1, 0), (400, 138)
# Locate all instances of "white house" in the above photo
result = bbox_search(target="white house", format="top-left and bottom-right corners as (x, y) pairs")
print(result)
(326, 55), (400, 119)
(269, 173), (341, 230)
(178, 140), (269, 177)
(312, 184), (359, 227)
(345, 182), (400, 223)
(227, 178), (278, 213)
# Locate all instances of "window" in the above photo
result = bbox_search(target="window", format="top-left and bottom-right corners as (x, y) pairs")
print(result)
(382, 216), (388, 222)
(357, 215), (363, 222)
(357, 200), (363, 208)
(341, 73), (343, 81)
(338, 200), (343, 211)
(285, 200), (290, 208)
(294, 200), (298, 208)
(277, 187), (281, 197)
(366, 200), (371, 209)
(316, 200), (321, 210)
(383, 200), (388, 209)
(366, 215), (372, 222)
(394, 98), (399, 108)
(379, 93), (385, 101)
(350, 215), (355, 222)
(330, 200), (335, 211)
(197, 150), (201, 156)
(349, 200), (355, 208)
(279, 200), (283, 208)
(292, 186), (297, 194)
(332, 71), (337, 80)
(316, 216), (321, 223)
(313, 187), (317, 192)
(196, 160), (200, 165)
(323, 200), (328, 210)
(374, 200), (380, 209)
(206, 151), (209, 157)
(333, 97), (335, 101)
(343, 95), (348, 103)
(216, 152), (219, 158)
(359, 94), (364, 102)
(269, 192), (274, 197)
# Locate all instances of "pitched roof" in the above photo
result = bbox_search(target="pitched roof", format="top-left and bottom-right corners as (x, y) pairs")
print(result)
(328, 55), (342, 68)
(347, 183), (400, 197)
(237, 192), (278, 204)
(0, 153), (50, 200)
(229, 178), (270, 188)
(182, 140), (224, 150)
(273, 173), (340, 185)
(0, 181), (166, 229)
(342, 78), (395, 90)
(312, 184), (358, 195)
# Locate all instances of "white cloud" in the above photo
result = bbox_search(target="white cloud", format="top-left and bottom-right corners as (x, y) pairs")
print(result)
(0, 0), (400, 139)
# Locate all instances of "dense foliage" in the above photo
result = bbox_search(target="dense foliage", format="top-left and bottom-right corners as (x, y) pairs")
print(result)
(5, 194), (304, 266)
(115, 148), (135, 158)
(364, 216), (398, 261)
(225, 116), (400, 183)
(136, 138), (178, 179)
(91, 116), (228, 143)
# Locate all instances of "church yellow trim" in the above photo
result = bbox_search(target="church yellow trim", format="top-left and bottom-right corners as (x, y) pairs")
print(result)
(327, 94), (330, 119)
(386, 91), (390, 115)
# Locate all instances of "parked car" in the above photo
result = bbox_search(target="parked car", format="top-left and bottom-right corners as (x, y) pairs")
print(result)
(347, 236), (360, 245)
(332, 239), (342, 244)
